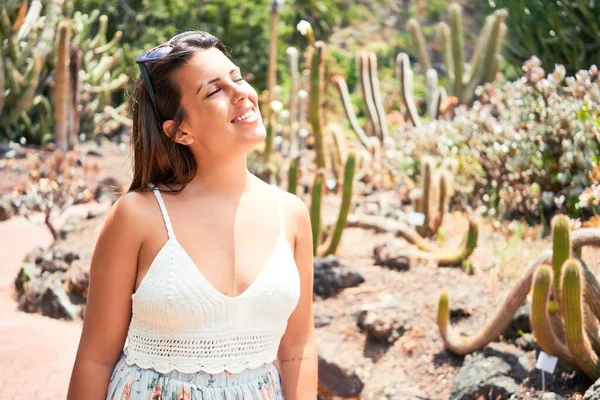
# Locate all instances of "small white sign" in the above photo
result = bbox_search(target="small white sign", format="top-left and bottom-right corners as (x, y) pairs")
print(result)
(408, 212), (425, 227)
(535, 351), (558, 374)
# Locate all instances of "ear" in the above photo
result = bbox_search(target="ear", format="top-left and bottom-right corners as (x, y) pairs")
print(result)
(162, 120), (195, 145)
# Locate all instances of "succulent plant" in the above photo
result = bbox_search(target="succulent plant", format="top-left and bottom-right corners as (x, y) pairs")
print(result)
(437, 215), (600, 381)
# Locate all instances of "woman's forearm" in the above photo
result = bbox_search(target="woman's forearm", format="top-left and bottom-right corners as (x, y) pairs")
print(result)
(278, 343), (319, 399)
(67, 358), (114, 400)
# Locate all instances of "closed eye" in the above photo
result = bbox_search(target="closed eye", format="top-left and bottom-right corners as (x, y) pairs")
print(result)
(206, 77), (245, 98)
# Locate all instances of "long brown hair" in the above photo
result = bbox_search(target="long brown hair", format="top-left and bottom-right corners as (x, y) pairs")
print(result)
(128, 31), (230, 193)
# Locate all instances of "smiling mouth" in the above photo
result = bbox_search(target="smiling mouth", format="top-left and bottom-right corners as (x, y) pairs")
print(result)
(231, 108), (257, 123)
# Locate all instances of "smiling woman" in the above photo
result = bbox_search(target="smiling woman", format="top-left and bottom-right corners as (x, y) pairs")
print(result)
(66, 31), (318, 400)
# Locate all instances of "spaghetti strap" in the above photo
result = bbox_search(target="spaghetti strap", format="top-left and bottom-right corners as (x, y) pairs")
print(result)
(272, 184), (285, 237)
(149, 184), (176, 240)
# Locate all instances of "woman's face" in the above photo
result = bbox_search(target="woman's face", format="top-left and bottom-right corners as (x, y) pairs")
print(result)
(170, 47), (266, 157)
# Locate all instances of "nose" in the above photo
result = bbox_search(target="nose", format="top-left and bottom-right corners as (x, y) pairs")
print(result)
(231, 80), (248, 104)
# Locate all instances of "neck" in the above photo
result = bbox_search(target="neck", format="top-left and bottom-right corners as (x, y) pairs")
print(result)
(185, 152), (253, 198)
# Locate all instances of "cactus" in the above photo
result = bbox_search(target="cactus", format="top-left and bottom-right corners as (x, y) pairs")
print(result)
(530, 264), (575, 365)
(331, 75), (372, 150)
(396, 53), (422, 127)
(357, 51), (381, 139)
(286, 47), (300, 157)
(318, 151), (356, 256)
(263, 0), (280, 165)
(408, 4), (507, 104)
(54, 21), (71, 151)
(287, 157), (299, 195)
(562, 259), (600, 380)
(552, 215), (572, 310)
(310, 173), (324, 256)
(309, 41), (328, 169)
(408, 18), (431, 72)
(436, 217), (600, 376)
(412, 157), (455, 238)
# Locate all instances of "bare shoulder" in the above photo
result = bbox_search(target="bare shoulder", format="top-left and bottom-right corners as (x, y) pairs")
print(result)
(102, 189), (156, 237)
(277, 189), (310, 223)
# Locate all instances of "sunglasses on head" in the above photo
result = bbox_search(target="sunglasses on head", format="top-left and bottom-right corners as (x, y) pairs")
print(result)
(135, 32), (194, 123)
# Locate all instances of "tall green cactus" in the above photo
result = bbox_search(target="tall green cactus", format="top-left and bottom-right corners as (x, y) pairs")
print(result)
(310, 152), (357, 257)
(436, 215), (600, 381)
(552, 215), (572, 310)
(54, 21), (71, 151)
(396, 53), (422, 127)
(310, 173), (324, 256)
(408, 18), (431, 72)
(309, 41), (327, 169)
(409, 4), (507, 104)
(562, 259), (600, 380)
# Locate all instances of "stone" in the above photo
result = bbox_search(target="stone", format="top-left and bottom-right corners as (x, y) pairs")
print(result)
(357, 307), (407, 344)
(94, 177), (121, 205)
(450, 345), (533, 400)
(584, 379), (600, 400)
(66, 260), (89, 299)
(373, 242), (410, 271)
(0, 195), (14, 221)
(314, 303), (334, 328)
(18, 271), (79, 320)
(501, 300), (531, 340)
(541, 393), (566, 400)
(318, 355), (364, 398)
(313, 255), (365, 299)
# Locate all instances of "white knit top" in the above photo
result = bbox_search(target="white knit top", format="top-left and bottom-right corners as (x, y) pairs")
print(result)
(123, 184), (301, 374)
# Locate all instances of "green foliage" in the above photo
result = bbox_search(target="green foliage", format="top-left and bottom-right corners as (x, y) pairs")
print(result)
(485, 0), (600, 77)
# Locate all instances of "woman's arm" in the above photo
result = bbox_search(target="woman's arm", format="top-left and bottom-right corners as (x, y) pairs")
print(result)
(277, 193), (318, 399)
(67, 192), (147, 400)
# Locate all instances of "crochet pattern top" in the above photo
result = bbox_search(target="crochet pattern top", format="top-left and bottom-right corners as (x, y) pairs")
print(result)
(123, 184), (301, 374)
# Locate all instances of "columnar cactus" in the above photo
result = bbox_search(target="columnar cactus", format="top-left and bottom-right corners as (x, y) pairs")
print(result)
(407, 18), (431, 72)
(436, 215), (600, 381)
(54, 21), (71, 151)
(309, 41), (328, 169)
(413, 157), (455, 238)
(562, 259), (600, 380)
(409, 4), (508, 104)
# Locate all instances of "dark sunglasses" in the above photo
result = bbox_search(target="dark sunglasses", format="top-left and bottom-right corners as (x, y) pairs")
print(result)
(135, 32), (194, 123)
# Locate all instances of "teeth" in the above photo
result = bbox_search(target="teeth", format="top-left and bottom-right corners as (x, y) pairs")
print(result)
(233, 109), (255, 123)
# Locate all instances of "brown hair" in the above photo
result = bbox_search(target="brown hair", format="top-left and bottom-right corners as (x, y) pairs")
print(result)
(128, 31), (230, 193)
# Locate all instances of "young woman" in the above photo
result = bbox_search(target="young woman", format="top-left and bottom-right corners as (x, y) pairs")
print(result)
(67, 31), (318, 399)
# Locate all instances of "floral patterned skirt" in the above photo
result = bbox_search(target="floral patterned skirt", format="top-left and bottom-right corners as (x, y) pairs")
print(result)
(106, 352), (284, 400)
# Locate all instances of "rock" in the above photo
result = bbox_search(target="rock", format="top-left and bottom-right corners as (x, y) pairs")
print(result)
(0, 195), (14, 221)
(66, 260), (89, 299)
(541, 393), (566, 400)
(357, 307), (407, 344)
(450, 345), (533, 400)
(18, 271), (79, 320)
(314, 303), (334, 328)
(318, 356), (364, 398)
(94, 177), (121, 205)
(41, 278), (79, 320)
(16, 246), (84, 320)
(313, 255), (365, 299)
(14, 262), (38, 295)
(515, 334), (537, 352)
(500, 300), (531, 340)
(584, 379), (600, 400)
(373, 242), (410, 271)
